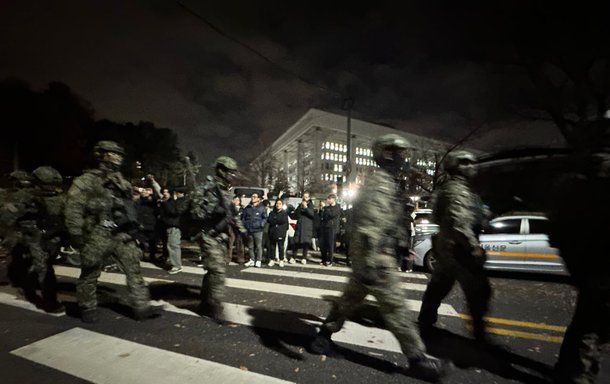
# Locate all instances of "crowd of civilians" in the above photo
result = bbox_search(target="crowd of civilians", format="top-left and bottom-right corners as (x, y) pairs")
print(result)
(129, 175), (352, 275)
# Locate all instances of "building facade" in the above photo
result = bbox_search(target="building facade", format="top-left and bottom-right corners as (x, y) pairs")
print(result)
(253, 109), (462, 197)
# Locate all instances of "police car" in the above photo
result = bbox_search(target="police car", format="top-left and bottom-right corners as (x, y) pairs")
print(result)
(413, 214), (567, 275)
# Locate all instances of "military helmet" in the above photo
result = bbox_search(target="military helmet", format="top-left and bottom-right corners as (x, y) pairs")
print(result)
(215, 156), (238, 171)
(9, 170), (33, 183)
(443, 150), (477, 173)
(94, 141), (125, 156)
(32, 166), (63, 186)
(372, 134), (411, 162)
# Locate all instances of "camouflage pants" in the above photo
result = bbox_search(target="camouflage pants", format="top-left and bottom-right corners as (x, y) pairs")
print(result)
(555, 287), (610, 384)
(321, 252), (426, 358)
(77, 229), (150, 310)
(419, 247), (491, 339)
(198, 235), (227, 307)
(28, 236), (61, 302)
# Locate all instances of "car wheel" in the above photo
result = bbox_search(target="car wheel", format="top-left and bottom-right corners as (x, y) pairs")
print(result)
(424, 249), (436, 272)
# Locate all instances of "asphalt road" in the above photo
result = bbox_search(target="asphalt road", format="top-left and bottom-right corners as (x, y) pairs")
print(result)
(1, 247), (608, 384)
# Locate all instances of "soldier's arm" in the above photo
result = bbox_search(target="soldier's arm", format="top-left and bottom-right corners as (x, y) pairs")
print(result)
(353, 174), (387, 241)
(64, 178), (88, 237)
(443, 189), (479, 250)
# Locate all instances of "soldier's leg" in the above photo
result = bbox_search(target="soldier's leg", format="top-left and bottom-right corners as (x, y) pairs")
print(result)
(456, 262), (491, 341)
(200, 237), (227, 310)
(41, 238), (61, 304)
(418, 261), (456, 326)
(371, 268), (426, 358)
(556, 290), (608, 384)
(320, 277), (368, 335)
(23, 241), (46, 302)
(77, 234), (112, 310)
(112, 238), (151, 310)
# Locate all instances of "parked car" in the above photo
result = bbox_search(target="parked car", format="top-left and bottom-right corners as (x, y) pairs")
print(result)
(413, 214), (567, 275)
(413, 209), (439, 237)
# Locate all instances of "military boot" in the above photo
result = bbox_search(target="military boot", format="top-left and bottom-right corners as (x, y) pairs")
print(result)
(133, 305), (163, 321)
(310, 329), (334, 355)
(198, 302), (225, 324)
(81, 308), (100, 323)
(408, 354), (453, 382)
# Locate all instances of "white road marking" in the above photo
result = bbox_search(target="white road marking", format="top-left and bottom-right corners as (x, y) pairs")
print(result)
(11, 327), (294, 384)
(55, 265), (456, 317)
(281, 261), (430, 280)
(54, 265), (174, 284)
(0, 291), (65, 317)
(154, 300), (404, 353)
(240, 267), (428, 291)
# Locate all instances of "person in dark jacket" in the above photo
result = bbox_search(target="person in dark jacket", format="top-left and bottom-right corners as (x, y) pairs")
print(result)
(227, 196), (245, 264)
(136, 188), (159, 262)
(267, 199), (289, 267)
(241, 193), (268, 268)
(320, 194), (341, 266)
(288, 192), (315, 264)
(160, 187), (187, 273)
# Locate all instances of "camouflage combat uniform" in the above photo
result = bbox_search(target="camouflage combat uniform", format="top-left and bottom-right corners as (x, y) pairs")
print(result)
(319, 167), (426, 358)
(65, 144), (151, 315)
(1, 173), (46, 300)
(24, 166), (67, 309)
(189, 172), (245, 315)
(548, 123), (610, 384)
(418, 153), (491, 341)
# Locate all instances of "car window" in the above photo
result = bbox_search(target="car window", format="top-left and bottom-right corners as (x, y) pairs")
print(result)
(484, 219), (521, 234)
(528, 219), (549, 235)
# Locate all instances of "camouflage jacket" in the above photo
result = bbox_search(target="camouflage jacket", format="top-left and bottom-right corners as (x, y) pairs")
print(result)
(36, 191), (67, 239)
(432, 175), (485, 251)
(350, 169), (408, 267)
(64, 169), (133, 237)
(0, 187), (39, 245)
(187, 175), (245, 237)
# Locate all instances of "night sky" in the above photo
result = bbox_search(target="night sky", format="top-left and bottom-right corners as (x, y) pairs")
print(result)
(2, 0), (604, 166)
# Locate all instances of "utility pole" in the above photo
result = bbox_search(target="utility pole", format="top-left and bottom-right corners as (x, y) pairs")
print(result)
(342, 97), (355, 183)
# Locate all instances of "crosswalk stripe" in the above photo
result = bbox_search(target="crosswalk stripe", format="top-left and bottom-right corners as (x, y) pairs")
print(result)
(57, 264), (457, 317)
(11, 327), (294, 384)
(280, 261), (430, 279)
(240, 267), (429, 291)
(153, 300), (404, 354)
(0, 291), (65, 317)
(54, 265), (174, 285)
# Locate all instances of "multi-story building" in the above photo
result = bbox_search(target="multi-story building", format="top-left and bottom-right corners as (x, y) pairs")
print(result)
(252, 108), (464, 197)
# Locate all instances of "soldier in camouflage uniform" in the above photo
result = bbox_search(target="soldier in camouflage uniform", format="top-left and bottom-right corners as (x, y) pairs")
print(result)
(548, 121), (610, 384)
(22, 166), (67, 313)
(418, 150), (491, 342)
(188, 156), (247, 321)
(65, 141), (160, 323)
(310, 134), (452, 381)
(1, 170), (45, 303)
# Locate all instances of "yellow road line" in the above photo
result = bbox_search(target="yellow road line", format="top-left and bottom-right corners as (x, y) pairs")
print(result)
(459, 314), (567, 332)
(485, 326), (563, 343)
(486, 251), (560, 259)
